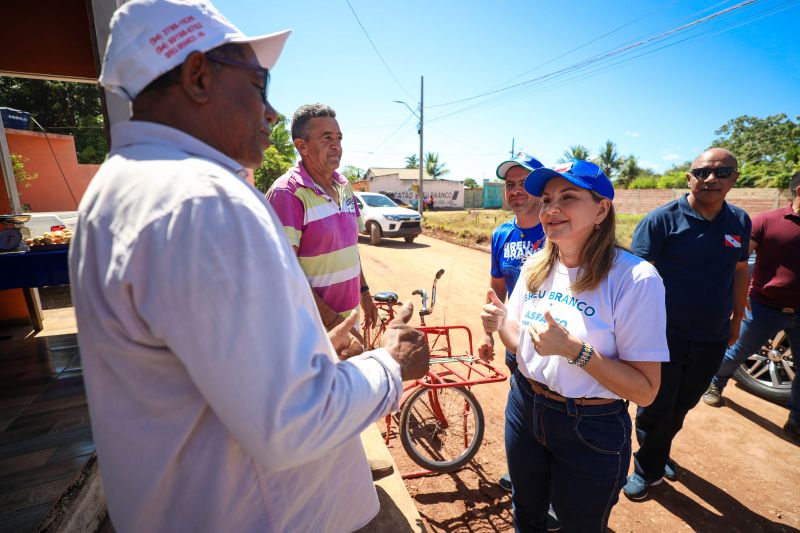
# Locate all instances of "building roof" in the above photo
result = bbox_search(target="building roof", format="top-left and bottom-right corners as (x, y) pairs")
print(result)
(364, 167), (434, 180)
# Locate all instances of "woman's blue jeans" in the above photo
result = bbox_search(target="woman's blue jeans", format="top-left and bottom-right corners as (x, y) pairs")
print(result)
(505, 371), (631, 532)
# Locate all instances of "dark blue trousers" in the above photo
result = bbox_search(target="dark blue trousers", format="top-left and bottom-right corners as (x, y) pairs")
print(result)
(634, 333), (727, 482)
(506, 371), (630, 532)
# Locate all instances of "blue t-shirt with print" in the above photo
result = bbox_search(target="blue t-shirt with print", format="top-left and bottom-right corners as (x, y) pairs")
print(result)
(490, 219), (546, 296)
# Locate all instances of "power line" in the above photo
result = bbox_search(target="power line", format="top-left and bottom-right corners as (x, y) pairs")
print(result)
(436, 0), (682, 105)
(367, 112), (415, 153)
(426, 0), (794, 124)
(427, 0), (761, 111)
(344, 0), (414, 101)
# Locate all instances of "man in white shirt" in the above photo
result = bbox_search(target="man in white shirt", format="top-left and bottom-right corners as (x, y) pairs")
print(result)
(69, 1), (429, 531)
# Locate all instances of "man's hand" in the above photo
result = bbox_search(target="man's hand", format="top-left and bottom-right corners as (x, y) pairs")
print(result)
(381, 301), (430, 381)
(360, 292), (378, 331)
(478, 333), (495, 363)
(328, 311), (359, 359)
(528, 311), (582, 360)
(481, 289), (506, 333)
(728, 316), (742, 347)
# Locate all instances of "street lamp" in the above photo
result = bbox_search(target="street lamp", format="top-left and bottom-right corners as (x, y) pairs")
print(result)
(393, 76), (424, 215)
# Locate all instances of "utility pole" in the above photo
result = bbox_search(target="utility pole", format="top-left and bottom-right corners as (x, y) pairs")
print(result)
(418, 76), (424, 216)
(394, 75), (425, 215)
(510, 138), (515, 158)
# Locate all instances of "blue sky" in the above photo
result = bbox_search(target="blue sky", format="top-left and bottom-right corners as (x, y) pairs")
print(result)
(216, 0), (800, 182)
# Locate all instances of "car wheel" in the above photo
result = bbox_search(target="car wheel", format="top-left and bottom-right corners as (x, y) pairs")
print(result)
(368, 222), (382, 246)
(732, 330), (794, 404)
(404, 235), (416, 243)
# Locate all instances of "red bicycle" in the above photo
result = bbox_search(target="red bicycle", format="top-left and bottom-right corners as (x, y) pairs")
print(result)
(365, 269), (507, 477)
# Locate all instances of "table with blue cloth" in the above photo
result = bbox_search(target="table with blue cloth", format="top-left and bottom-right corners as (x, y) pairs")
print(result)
(0, 247), (69, 330)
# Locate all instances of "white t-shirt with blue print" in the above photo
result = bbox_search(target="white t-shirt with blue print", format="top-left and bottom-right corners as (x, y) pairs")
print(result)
(507, 249), (670, 399)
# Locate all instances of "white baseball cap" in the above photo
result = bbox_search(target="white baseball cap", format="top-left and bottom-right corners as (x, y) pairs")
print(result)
(100, 0), (291, 100)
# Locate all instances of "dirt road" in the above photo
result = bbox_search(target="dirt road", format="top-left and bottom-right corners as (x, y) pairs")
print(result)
(359, 234), (800, 532)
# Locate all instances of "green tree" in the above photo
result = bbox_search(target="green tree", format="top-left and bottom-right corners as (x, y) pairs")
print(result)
(594, 140), (622, 178)
(711, 114), (800, 188)
(11, 153), (38, 187)
(0, 77), (108, 164)
(405, 154), (419, 169)
(616, 156), (641, 188)
(463, 177), (479, 189)
(424, 152), (449, 178)
(341, 165), (365, 182)
(253, 115), (296, 193)
(559, 144), (590, 163)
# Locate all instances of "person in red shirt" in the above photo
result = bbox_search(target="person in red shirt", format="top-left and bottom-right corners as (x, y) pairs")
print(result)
(703, 171), (800, 441)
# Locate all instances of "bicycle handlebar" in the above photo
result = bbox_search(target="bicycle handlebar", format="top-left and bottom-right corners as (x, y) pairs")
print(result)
(415, 269), (445, 317)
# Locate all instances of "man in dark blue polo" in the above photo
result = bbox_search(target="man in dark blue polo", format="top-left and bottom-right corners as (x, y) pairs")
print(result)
(624, 148), (751, 500)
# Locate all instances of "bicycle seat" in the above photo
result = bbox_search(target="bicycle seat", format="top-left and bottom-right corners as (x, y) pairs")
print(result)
(373, 292), (399, 304)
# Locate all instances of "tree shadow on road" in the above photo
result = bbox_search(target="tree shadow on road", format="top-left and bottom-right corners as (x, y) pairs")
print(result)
(649, 466), (796, 532)
(723, 396), (798, 446)
(358, 236), (430, 249)
(412, 461), (513, 532)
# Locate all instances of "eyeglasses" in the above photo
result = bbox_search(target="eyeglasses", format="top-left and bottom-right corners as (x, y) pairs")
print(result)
(690, 167), (736, 180)
(205, 54), (270, 104)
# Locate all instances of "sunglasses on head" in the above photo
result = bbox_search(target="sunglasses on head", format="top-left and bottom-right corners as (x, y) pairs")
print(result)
(205, 54), (270, 104)
(690, 167), (736, 180)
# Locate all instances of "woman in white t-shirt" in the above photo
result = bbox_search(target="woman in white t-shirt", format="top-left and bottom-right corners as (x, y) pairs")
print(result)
(482, 159), (669, 532)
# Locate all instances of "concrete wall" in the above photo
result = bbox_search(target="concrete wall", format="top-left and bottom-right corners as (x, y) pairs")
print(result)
(367, 175), (465, 209)
(464, 188), (483, 209)
(484, 182), (504, 209)
(5, 129), (99, 212)
(613, 188), (792, 216)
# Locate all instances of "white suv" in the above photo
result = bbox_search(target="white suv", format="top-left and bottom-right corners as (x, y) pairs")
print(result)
(354, 192), (422, 245)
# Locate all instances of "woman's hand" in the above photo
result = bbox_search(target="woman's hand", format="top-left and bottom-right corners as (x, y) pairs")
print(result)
(481, 289), (506, 333)
(528, 310), (582, 360)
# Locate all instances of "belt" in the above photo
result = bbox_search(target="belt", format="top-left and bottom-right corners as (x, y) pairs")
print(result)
(759, 301), (797, 314)
(526, 378), (618, 406)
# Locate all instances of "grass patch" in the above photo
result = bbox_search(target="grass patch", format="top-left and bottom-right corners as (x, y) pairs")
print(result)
(424, 210), (645, 249)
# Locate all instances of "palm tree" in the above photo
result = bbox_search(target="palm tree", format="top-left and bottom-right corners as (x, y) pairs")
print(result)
(595, 140), (622, 178)
(558, 145), (590, 163)
(616, 156), (642, 187)
(404, 154), (419, 169)
(425, 152), (449, 178)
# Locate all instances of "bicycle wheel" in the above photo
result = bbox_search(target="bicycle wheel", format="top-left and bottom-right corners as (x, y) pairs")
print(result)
(399, 384), (484, 472)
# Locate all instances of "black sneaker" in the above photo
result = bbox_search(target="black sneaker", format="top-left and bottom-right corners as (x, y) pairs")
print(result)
(547, 504), (561, 531)
(664, 458), (678, 481)
(784, 418), (800, 443)
(498, 472), (512, 492)
(702, 383), (723, 407)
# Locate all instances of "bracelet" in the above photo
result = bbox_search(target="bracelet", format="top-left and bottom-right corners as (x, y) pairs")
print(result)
(324, 314), (339, 329)
(569, 342), (594, 367)
(360, 285), (370, 294)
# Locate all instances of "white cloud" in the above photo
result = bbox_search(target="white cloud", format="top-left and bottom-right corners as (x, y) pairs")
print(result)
(662, 153), (683, 161)
(624, 131), (640, 138)
(639, 160), (661, 170)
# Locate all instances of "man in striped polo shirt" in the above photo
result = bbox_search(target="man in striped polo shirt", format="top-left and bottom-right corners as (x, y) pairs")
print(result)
(267, 103), (378, 344)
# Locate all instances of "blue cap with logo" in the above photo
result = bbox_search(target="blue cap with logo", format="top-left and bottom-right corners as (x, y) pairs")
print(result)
(495, 152), (545, 179)
(524, 159), (614, 200)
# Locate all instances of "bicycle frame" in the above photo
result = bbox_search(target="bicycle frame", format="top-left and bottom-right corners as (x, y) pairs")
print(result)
(366, 270), (507, 477)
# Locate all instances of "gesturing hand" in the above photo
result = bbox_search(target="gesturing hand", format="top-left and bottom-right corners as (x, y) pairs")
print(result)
(329, 311), (360, 359)
(477, 333), (495, 363)
(528, 310), (582, 360)
(481, 289), (506, 333)
(381, 301), (430, 380)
